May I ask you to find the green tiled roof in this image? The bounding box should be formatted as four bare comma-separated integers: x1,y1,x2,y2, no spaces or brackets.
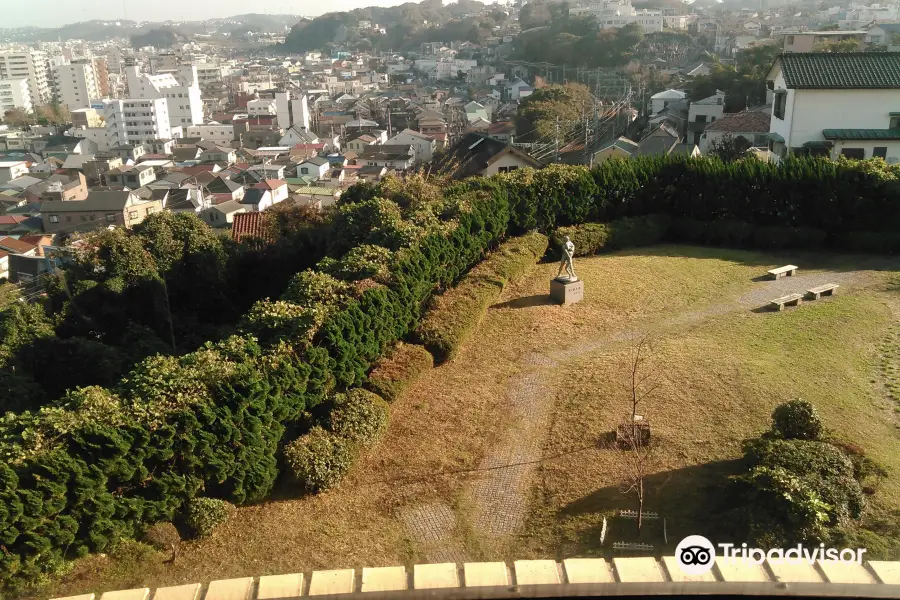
778,52,900,89
823,128,900,140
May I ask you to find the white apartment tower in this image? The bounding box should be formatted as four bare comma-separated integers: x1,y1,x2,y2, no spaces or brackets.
72,98,172,150
124,65,203,129
0,51,52,106
274,91,311,131
0,79,33,113
54,60,99,109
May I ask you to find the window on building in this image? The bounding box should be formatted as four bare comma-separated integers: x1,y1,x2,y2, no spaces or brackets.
890,116,900,129
129,210,138,219
874,146,888,159
80,215,88,222
773,93,787,120
841,148,865,159
695,114,707,123
49,214,59,223
787,35,795,44
146,207,154,216
301,167,309,174
498,166,519,173
105,213,116,222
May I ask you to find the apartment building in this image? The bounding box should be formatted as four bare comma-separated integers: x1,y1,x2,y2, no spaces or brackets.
186,123,235,146
73,98,172,151
569,0,663,32
0,79,33,113
125,65,203,129
94,58,110,97
54,60,99,109
0,51,51,105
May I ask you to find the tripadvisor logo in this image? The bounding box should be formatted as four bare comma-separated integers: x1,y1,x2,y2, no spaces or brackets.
675,536,867,576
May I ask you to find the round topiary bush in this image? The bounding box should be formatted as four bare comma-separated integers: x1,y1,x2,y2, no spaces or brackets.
184,497,231,538
284,426,357,493
771,398,823,440
142,521,181,552
326,389,389,446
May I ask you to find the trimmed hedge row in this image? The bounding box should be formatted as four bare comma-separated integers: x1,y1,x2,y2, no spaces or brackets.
414,232,549,364
0,184,512,593
365,343,434,403
552,215,672,257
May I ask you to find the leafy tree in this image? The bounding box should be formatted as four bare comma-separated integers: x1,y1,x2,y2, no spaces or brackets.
515,83,595,142
2,108,33,128
0,302,55,368
709,134,753,162
815,38,863,52
771,398,823,440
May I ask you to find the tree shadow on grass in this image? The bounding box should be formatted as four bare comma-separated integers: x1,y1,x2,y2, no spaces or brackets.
491,294,552,310
556,459,745,555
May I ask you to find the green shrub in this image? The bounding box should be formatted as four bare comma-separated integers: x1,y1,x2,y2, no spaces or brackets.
741,438,865,526
284,426,358,492
704,219,755,247
552,223,610,256
753,226,826,250
142,522,181,551
184,497,231,538
326,389,389,446
282,271,352,310
606,214,672,249
553,215,670,256
669,217,707,244
366,342,434,402
414,233,547,364
843,231,900,254
771,399,823,440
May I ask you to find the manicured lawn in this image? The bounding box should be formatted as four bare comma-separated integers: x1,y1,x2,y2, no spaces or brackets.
37,245,900,598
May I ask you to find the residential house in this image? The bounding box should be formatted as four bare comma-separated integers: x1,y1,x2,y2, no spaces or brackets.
507,78,533,101
0,161,28,183
635,124,699,157
231,212,270,242
201,200,246,228
199,146,237,164
295,156,331,180
146,139,176,155
592,137,641,164
357,165,387,182
433,133,543,178
109,144,147,163
686,90,725,146
346,133,378,153
487,122,515,143
650,89,688,115
165,188,207,214
781,31,868,53
358,144,415,170
700,110,771,154
205,176,245,201
279,125,319,146
416,111,447,135
40,190,162,233
766,52,900,161
240,179,289,212
289,185,342,209
0,236,37,256
464,101,489,125
106,164,157,189
385,129,436,164
867,24,900,50
27,173,89,203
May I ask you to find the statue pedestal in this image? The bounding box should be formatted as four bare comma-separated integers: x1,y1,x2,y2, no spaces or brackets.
550,278,583,305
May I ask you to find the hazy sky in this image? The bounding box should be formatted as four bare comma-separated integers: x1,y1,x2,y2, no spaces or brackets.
4,0,435,29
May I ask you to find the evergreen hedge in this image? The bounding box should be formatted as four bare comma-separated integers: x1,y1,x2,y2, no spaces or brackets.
414,232,548,364
366,343,434,403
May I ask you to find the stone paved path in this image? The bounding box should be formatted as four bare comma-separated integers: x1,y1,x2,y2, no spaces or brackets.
401,266,878,558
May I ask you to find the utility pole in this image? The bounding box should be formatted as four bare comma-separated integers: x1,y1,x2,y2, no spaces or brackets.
554,115,560,163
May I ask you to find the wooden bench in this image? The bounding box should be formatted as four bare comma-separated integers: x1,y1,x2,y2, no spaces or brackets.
767,265,799,279
806,283,838,300
770,293,803,311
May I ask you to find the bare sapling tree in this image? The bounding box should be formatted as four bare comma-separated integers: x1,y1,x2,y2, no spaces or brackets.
613,332,660,534
615,425,654,534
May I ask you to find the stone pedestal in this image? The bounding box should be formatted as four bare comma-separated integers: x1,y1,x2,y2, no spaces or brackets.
550,278,583,305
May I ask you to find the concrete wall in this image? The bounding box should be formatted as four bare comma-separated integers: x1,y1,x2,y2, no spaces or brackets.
49,556,900,600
